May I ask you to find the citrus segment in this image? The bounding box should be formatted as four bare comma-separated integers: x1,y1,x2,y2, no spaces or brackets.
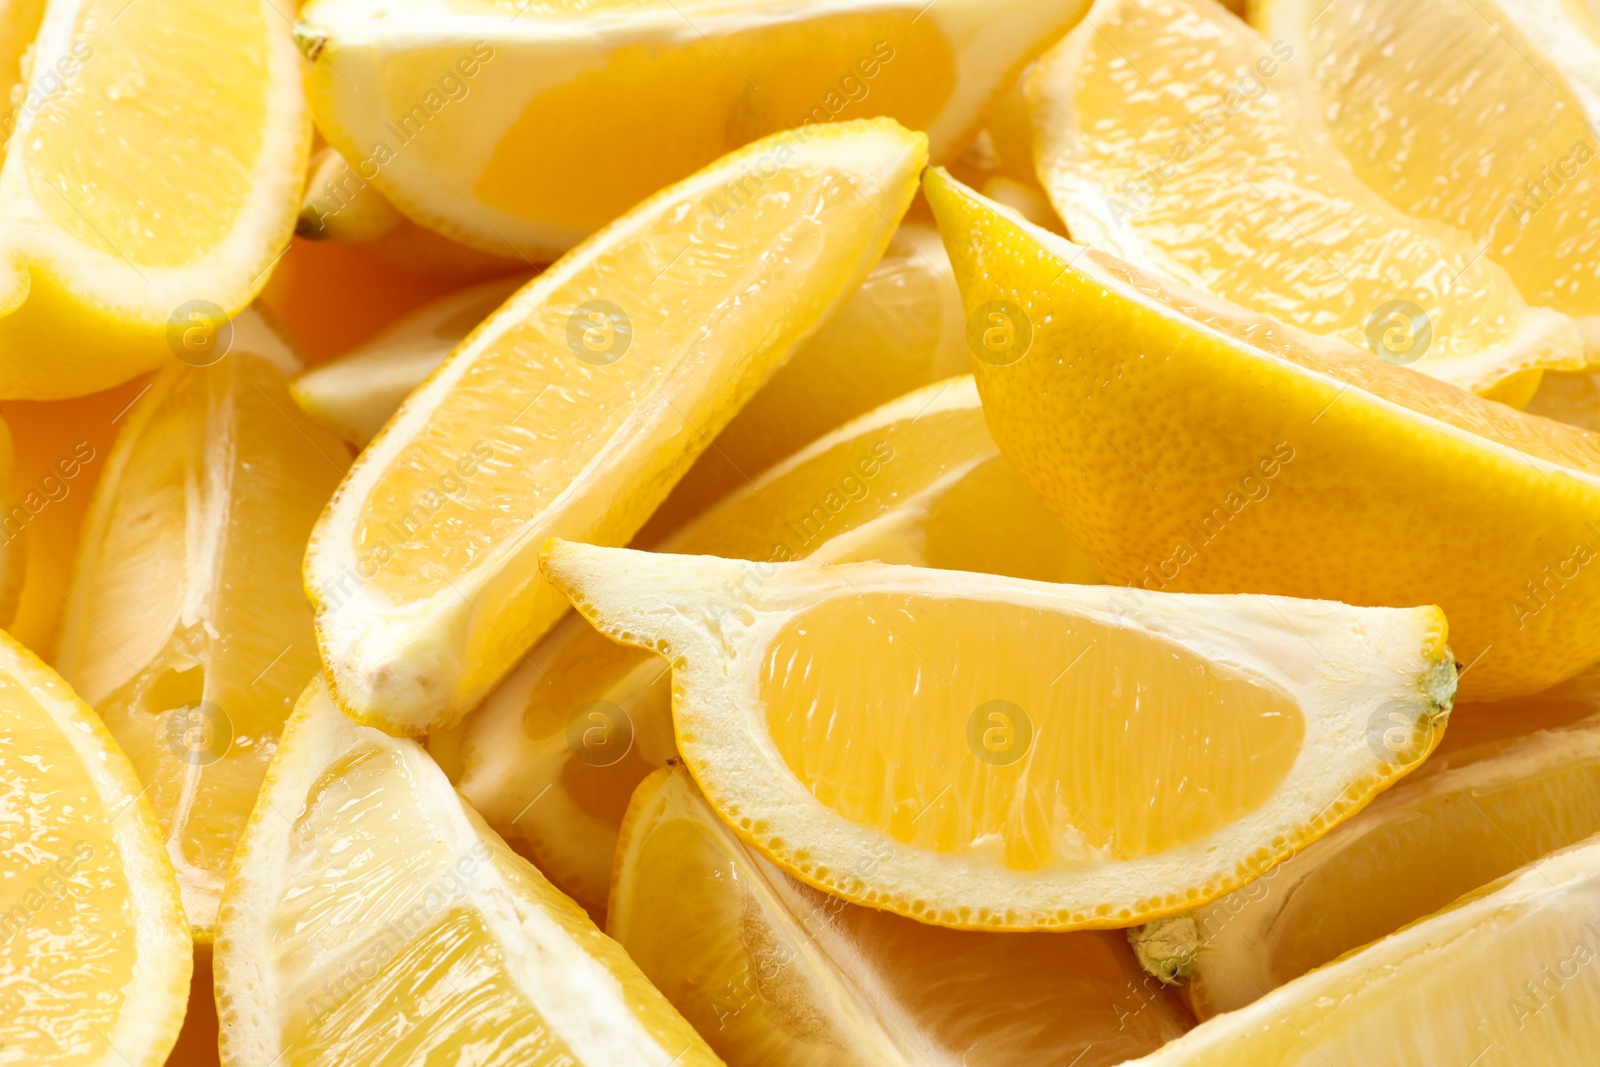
923,167,1600,702
1028,0,1583,399
542,539,1454,929
213,680,724,1067
611,766,1194,1066
305,120,927,735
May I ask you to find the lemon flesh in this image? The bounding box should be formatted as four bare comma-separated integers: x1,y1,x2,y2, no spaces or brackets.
214,681,723,1067
543,540,1454,929
1029,0,1583,400
306,120,927,735
450,376,1099,914
55,312,349,937
924,167,1600,703
1257,0,1600,352
0,630,190,1066
611,766,1194,1066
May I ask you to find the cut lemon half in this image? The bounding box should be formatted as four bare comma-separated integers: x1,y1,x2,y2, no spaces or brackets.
0,0,310,400
611,765,1193,1066
1027,0,1584,401
1158,681,1600,1018
542,540,1456,930
449,376,1101,914
213,680,724,1067
1256,0,1600,353
305,120,927,736
290,274,530,446
1126,834,1600,1065
0,628,191,1066
296,0,1083,260
55,310,350,938
925,167,1600,703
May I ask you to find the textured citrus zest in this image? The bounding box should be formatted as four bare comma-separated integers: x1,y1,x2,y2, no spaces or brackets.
0,627,191,1067
55,309,350,939
296,0,1084,259
923,166,1600,703
610,765,1194,1066
0,0,310,399
1126,834,1600,1064
1256,0,1600,355
447,375,1099,914
1178,681,1600,1019
214,680,724,1067
1028,0,1584,401
305,119,927,736
542,540,1454,931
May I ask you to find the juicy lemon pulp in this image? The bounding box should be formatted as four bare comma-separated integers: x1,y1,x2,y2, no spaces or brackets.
761,593,1304,868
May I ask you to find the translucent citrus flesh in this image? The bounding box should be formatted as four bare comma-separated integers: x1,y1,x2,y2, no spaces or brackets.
0,675,135,1064
611,768,1193,1066
923,167,1600,702
1037,0,1574,388
1268,0,1600,328
26,0,269,268
57,349,348,934
0,0,47,171
760,593,1304,869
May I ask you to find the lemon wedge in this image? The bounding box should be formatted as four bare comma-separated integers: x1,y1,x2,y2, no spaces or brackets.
1027,0,1584,401
611,765,1194,1066
0,627,191,1065
213,680,724,1067
925,166,1600,703
1126,834,1600,1065
1256,0,1600,354
542,539,1455,930
0,0,309,399
294,0,1083,259
304,120,927,736
55,310,350,938
449,376,1100,914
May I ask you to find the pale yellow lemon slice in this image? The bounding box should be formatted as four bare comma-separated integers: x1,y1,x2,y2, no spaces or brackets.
55,310,350,938
294,0,1084,260
213,680,724,1067
542,539,1455,930
447,376,1100,914
0,0,309,399
0,627,191,1066
1028,0,1584,401
924,167,1600,703
304,120,927,735
1125,834,1600,1065
611,765,1194,1066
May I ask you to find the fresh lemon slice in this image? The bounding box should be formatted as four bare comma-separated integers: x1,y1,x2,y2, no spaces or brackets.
0,0,46,171
1256,0,1600,354
611,765,1194,1066
290,274,530,446
304,120,927,736
448,376,1101,914
0,0,310,400
0,627,191,1065
1126,834,1600,1065
542,539,1455,930
1153,679,1600,1018
213,679,724,1067
294,0,1084,260
925,167,1600,703
55,310,350,938
1027,0,1584,401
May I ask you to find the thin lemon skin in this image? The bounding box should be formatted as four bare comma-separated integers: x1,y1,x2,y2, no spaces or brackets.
925,167,1600,704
